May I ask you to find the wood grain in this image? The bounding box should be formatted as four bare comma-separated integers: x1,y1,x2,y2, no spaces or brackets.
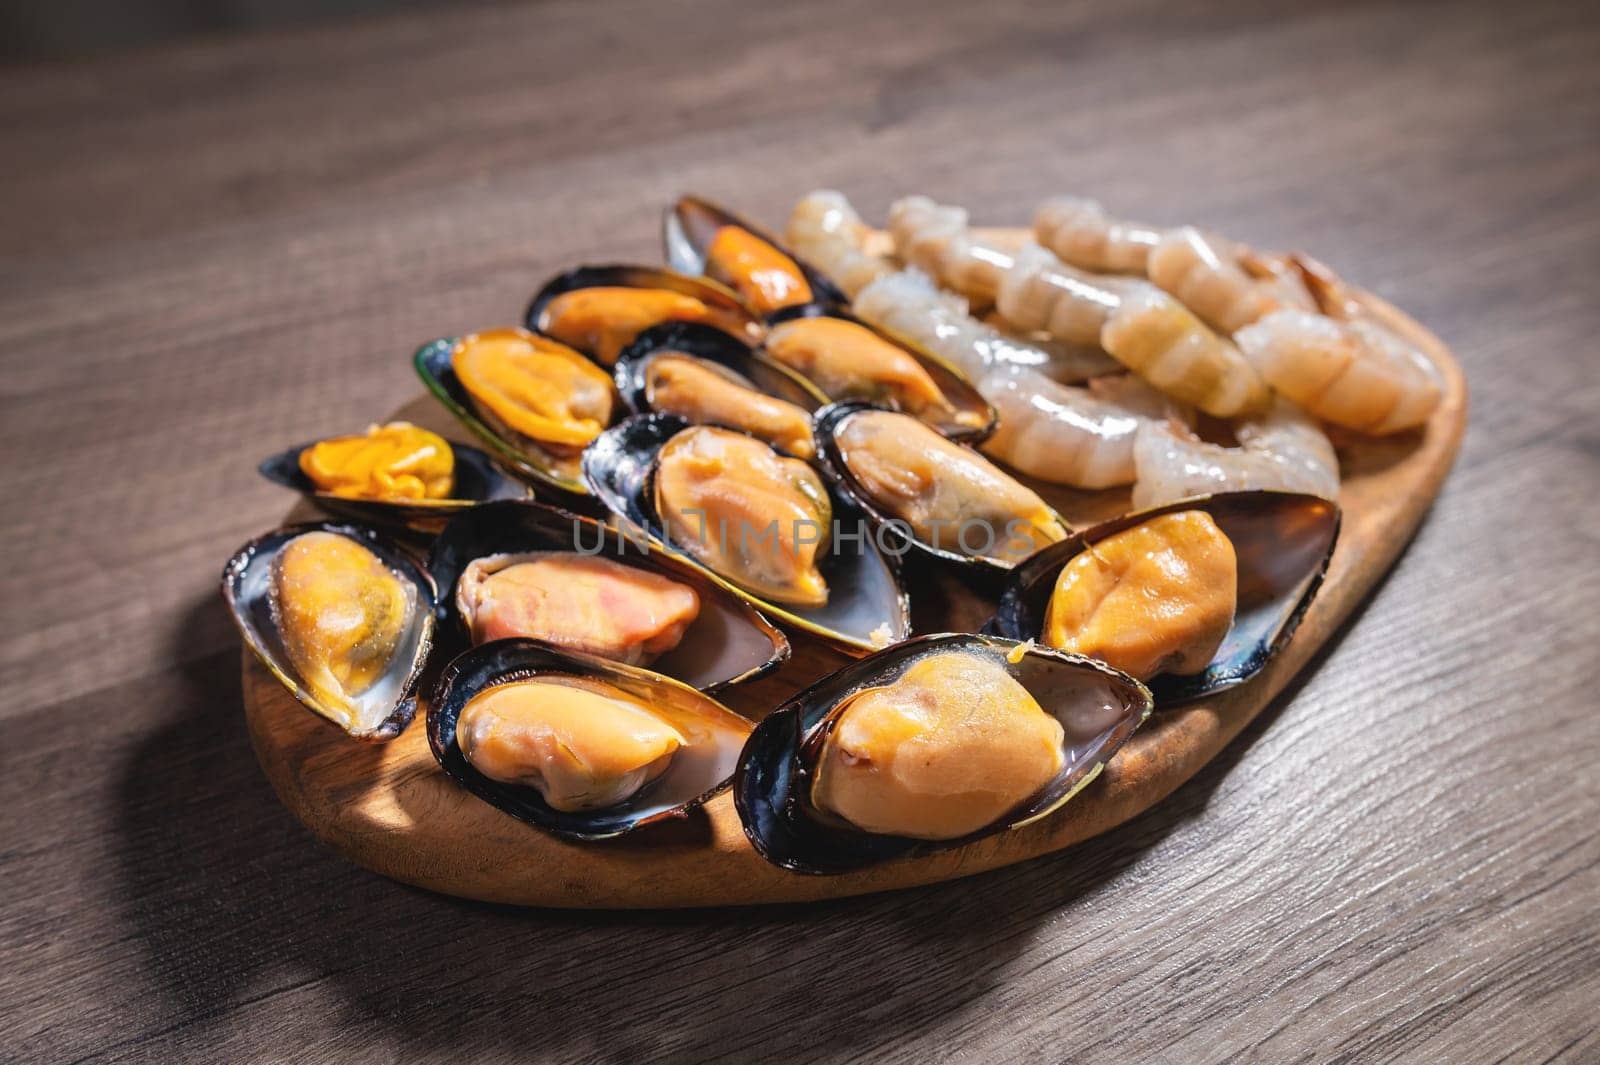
2,0,1598,1061
242,274,1466,907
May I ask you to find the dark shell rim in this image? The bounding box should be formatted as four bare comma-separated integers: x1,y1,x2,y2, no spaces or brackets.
732,632,1153,874
580,411,912,655
662,195,850,312
522,262,763,366
412,333,600,498
811,400,1068,575
220,519,438,742
424,498,790,692
425,637,754,841
989,490,1342,707
763,303,999,444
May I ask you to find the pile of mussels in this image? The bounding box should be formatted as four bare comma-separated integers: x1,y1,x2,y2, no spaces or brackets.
224,195,1342,874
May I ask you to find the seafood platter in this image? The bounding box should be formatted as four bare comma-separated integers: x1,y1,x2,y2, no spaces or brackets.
228,191,1466,906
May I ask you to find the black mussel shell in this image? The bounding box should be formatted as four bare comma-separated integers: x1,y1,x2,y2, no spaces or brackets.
764,303,998,443
663,195,848,311
427,638,753,841
613,322,829,423
990,491,1340,706
413,335,607,503
427,499,788,691
524,263,764,365
221,520,436,741
582,413,910,654
734,633,1152,874
812,400,1068,578
258,437,531,534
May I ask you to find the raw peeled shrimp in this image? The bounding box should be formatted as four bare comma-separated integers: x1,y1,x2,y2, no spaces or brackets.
784,190,895,299
1234,256,1441,435
1033,196,1164,275
981,369,1190,489
889,196,1271,418
1131,398,1340,509
852,268,1118,385
1147,227,1314,335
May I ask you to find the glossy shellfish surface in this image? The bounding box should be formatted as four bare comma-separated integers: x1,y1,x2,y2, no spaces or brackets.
816,404,1067,570
222,522,435,740
427,639,753,840
615,322,825,460
526,264,762,366
734,633,1151,873
428,500,788,692
297,421,454,501
582,414,909,653
763,309,996,441
663,195,845,313
456,552,701,666
992,491,1339,705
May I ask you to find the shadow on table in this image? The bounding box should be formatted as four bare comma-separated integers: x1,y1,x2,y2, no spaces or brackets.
113,515,1413,1060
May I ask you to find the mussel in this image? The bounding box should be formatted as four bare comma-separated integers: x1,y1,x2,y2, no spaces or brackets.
762,306,997,442
525,264,763,366
258,422,532,532
414,328,617,497
222,522,436,740
990,491,1340,705
614,323,827,459
427,638,753,840
814,403,1069,573
428,500,788,691
734,633,1152,873
663,195,846,315
583,414,910,653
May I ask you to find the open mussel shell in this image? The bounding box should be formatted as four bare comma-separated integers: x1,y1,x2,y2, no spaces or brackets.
524,263,764,365
613,321,828,420
221,521,436,741
990,491,1341,706
258,438,532,533
764,304,998,443
734,633,1153,874
582,413,910,654
812,400,1068,578
414,335,611,502
427,499,789,691
663,195,848,311
427,638,754,841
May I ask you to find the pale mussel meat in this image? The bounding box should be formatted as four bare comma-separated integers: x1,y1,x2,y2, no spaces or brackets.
222,521,436,741
763,306,996,442
814,402,1069,573
614,322,826,459
414,327,617,498
525,264,762,367
990,491,1340,705
427,638,753,840
734,633,1152,873
258,421,531,533
664,195,846,315
427,500,788,691
583,413,910,653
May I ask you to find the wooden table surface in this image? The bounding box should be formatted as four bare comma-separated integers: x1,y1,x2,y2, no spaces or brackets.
3,0,1597,1061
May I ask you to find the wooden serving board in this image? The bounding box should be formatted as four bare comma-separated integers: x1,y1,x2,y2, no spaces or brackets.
242,262,1467,908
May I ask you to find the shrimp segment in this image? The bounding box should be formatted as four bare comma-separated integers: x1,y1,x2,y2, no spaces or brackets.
1033,197,1164,275
853,268,1118,385
784,190,895,299
1101,287,1271,418
1131,398,1340,510
1148,227,1315,335
890,196,1270,418
981,369,1188,489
